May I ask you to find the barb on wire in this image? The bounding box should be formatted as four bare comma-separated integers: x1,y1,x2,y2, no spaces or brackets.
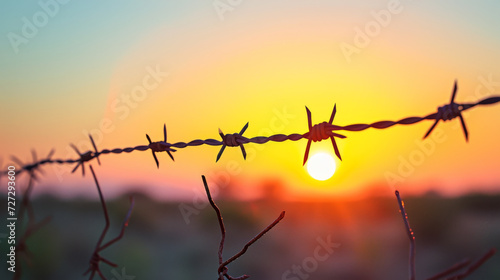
424,80,469,141
146,124,176,168
216,122,249,162
10,149,55,180
71,135,100,176
2,81,500,176
201,175,285,280
84,165,135,280
89,134,101,165
303,104,346,164
396,190,496,280
14,173,51,280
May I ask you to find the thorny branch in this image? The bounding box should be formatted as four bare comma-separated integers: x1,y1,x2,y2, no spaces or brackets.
84,165,135,280
395,190,496,280
202,175,285,280
3,81,500,175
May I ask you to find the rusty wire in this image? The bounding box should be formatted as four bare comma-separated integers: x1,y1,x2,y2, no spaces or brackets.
396,190,496,280
2,81,500,176
14,173,51,280
202,175,285,280
396,190,416,280
84,165,135,280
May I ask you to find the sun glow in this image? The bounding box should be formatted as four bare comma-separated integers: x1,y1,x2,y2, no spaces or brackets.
306,152,337,181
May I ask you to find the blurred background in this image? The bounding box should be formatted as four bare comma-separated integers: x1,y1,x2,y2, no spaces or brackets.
1,0,499,279
0,190,499,279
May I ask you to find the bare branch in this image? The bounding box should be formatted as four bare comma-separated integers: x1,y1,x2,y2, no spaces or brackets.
395,190,416,280
202,175,226,266
202,175,285,280
14,173,51,280
220,211,285,269
84,165,135,280
426,259,471,280
443,248,496,280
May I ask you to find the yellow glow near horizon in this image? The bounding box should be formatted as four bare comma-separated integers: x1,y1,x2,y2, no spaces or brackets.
306,152,337,181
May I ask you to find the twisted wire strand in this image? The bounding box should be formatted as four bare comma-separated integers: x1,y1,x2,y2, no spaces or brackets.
2,93,499,176
332,97,500,132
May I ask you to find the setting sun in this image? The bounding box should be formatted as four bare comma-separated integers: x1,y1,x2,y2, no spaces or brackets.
306,152,337,181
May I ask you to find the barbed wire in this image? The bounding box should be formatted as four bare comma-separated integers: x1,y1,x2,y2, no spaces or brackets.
3,81,500,177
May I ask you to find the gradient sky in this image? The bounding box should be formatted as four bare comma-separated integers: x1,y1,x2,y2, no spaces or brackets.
1,0,500,200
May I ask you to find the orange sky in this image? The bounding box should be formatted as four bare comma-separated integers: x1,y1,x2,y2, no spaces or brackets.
1,1,500,200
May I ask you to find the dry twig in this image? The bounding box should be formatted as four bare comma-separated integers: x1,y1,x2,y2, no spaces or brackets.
396,190,496,280
426,259,471,280
14,172,51,280
396,190,416,280
202,175,285,280
84,165,135,280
